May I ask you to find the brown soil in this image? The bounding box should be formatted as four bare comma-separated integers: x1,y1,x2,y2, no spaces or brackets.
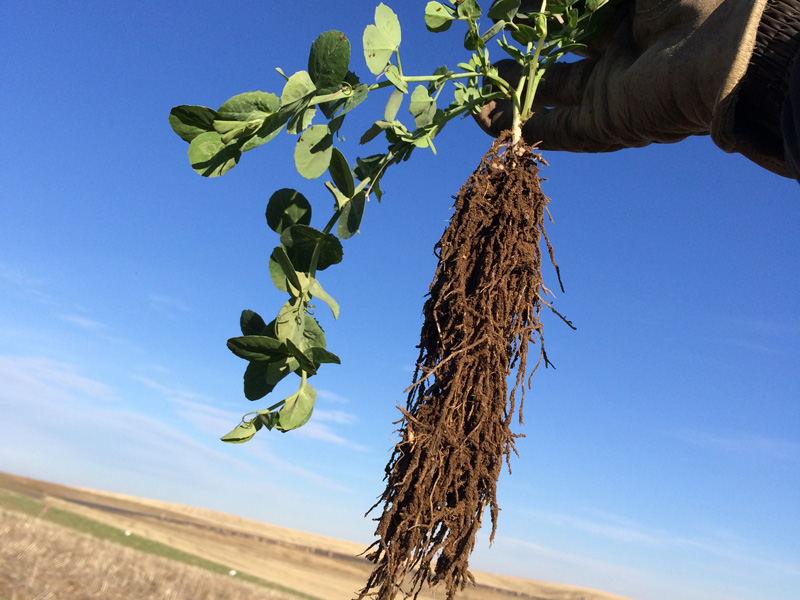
361,135,572,600
0,471,631,600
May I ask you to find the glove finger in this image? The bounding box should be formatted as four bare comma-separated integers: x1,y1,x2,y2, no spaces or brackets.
475,97,514,138
534,58,597,108
521,106,627,152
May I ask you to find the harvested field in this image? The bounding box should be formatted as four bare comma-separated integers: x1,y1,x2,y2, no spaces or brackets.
0,509,289,600
0,471,634,600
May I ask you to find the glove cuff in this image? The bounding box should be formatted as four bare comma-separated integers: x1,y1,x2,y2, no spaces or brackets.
712,0,800,177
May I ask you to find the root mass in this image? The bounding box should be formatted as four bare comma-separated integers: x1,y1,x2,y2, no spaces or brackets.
359,134,567,600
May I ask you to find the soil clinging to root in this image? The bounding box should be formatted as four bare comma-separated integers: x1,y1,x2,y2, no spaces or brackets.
359,133,570,600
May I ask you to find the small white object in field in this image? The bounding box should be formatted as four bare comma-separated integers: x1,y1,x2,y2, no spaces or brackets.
124,531,131,536
229,570,237,576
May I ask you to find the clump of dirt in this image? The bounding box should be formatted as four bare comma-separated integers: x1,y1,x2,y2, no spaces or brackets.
358,133,572,600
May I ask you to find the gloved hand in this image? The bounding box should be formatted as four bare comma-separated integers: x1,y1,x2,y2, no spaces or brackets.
477,0,770,159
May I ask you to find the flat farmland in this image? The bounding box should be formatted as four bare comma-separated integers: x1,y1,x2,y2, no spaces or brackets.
0,471,634,600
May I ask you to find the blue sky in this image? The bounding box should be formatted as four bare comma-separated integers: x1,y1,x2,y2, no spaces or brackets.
1,2,798,600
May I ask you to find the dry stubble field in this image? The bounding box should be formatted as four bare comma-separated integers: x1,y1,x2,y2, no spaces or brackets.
0,472,634,600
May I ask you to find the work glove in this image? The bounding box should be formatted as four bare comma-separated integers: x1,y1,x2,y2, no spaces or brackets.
477,0,797,178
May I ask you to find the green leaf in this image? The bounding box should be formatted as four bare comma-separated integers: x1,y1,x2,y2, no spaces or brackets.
424,1,455,32
307,347,341,366
227,335,286,362
328,148,355,198
585,0,610,11
281,72,317,134
337,191,366,240
428,66,453,94
256,411,280,430
354,154,386,202
308,30,351,89
300,314,327,353
341,83,369,115
169,105,217,142
269,246,304,293
285,339,318,375
286,104,316,135
275,298,304,348
280,224,343,272
221,419,261,443
281,71,316,105
481,20,506,43
308,278,340,319
276,385,316,432
488,0,520,21
511,22,538,45
325,180,349,211
214,92,281,143
363,3,401,75
294,124,333,179
384,89,404,122
239,118,285,152
268,255,289,292
188,132,241,177
243,361,273,400
266,188,312,234
384,65,407,93
409,86,437,128
218,91,280,118
457,0,481,19
240,310,269,336
360,122,387,145
375,3,401,48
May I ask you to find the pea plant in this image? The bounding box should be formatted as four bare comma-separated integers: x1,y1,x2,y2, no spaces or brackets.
168,0,611,444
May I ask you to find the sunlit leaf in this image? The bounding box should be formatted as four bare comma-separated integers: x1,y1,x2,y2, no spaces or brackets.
409,86,437,128
384,65,407,93
220,418,260,443
424,1,455,32
308,278,340,319
276,385,316,432
294,124,333,179
188,132,240,177
281,71,316,105
457,0,481,19
363,4,401,75
384,89,404,121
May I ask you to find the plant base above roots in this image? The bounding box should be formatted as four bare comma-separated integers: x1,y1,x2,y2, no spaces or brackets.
358,132,566,600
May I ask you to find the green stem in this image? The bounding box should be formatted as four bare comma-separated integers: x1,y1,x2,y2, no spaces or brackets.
394,49,404,76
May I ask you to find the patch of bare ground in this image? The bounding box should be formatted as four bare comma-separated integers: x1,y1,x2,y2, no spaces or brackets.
0,509,290,600
0,471,635,600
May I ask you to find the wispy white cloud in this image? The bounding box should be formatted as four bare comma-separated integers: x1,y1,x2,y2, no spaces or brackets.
316,389,351,404
295,420,369,452
518,504,800,586
148,294,191,313
672,428,800,463
0,261,56,306
0,354,354,496
0,355,115,403
58,313,104,330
